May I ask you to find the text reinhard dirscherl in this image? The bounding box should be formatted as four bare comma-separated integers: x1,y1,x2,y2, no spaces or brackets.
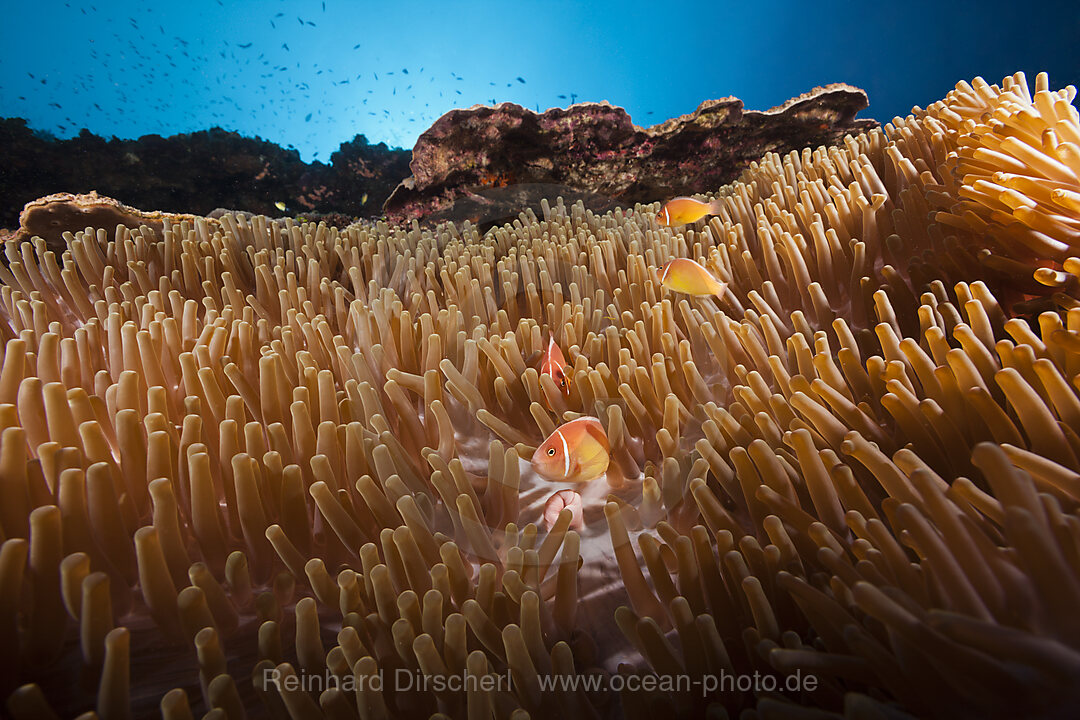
264,666,819,696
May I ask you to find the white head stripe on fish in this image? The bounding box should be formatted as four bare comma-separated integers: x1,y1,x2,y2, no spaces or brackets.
556,429,570,476
660,262,672,283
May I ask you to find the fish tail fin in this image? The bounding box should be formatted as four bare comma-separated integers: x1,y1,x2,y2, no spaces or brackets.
707,197,724,216
702,257,728,295
714,280,728,301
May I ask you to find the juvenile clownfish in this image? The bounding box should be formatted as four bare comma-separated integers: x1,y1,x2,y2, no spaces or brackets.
657,196,723,226
537,334,571,396
531,417,610,484
658,258,727,299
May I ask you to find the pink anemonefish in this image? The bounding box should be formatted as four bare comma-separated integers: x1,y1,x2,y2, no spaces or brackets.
657,196,723,226
530,416,610,484
657,258,727,299
537,334,571,396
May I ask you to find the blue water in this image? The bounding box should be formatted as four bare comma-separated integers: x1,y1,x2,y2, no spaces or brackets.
2,0,1078,162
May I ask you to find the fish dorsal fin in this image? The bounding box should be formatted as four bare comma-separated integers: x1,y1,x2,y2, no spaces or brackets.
577,416,609,452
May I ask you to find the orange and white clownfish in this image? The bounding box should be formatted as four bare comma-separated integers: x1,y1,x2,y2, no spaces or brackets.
657,196,723,226
530,416,610,483
537,333,571,395
657,258,727,299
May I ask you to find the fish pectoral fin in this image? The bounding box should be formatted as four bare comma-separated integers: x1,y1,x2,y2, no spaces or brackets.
574,444,611,480
581,418,610,452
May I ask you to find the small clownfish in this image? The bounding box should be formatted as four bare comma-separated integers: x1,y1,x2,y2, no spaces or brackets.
531,417,610,484
658,258,727,299
657,196,723,226
537,334,571,396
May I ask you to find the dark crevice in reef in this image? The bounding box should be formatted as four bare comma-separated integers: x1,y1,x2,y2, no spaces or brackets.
0,118,412,230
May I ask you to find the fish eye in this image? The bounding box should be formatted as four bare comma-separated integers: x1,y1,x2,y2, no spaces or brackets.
547,447,556,456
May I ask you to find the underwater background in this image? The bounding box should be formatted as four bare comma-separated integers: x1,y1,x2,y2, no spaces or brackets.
3,0,1078,159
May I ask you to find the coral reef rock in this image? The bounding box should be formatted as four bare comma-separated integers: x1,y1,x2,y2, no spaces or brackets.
0,119,411,228
384,83,877,224
5,191,210,255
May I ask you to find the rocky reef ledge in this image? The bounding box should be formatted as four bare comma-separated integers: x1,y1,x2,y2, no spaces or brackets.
2,85,875,235
384,83,877,226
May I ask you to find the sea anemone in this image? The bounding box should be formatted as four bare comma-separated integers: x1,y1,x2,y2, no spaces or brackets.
2,71,1080,720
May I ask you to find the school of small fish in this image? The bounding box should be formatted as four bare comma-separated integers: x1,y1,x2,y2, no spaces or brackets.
7,2,605,162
